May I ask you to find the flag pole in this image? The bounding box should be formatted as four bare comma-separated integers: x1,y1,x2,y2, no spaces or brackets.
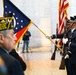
33,22,63,53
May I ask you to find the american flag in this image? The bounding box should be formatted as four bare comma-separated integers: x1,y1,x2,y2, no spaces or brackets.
3,0,32,45
58,0,69,46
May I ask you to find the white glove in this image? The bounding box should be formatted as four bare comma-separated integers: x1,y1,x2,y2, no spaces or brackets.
64,54,69,59
63,38,68,44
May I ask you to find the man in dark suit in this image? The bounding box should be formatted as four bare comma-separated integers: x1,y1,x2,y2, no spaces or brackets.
0,17,24,75
9,49,27,71
46,16,76,75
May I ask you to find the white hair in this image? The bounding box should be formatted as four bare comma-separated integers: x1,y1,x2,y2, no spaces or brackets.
0,30,9,36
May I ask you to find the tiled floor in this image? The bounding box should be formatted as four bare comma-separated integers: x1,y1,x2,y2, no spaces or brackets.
19,48,67,75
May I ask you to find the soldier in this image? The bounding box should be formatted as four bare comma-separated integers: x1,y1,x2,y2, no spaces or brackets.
46,16,76,75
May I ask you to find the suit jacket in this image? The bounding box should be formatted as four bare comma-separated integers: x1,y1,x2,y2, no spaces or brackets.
0,47,24,75
56,29,76,64
0,57,8,75
9,49,26,71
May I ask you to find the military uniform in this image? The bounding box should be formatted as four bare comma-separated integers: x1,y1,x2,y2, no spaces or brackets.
54,29,76,75
50,21,76,75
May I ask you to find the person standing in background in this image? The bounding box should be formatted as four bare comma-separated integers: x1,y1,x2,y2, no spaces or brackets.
22,30,31,53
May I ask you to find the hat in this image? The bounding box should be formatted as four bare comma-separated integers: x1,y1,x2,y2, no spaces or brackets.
0,17,14,31
70,16,76,22
70,16,75,21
